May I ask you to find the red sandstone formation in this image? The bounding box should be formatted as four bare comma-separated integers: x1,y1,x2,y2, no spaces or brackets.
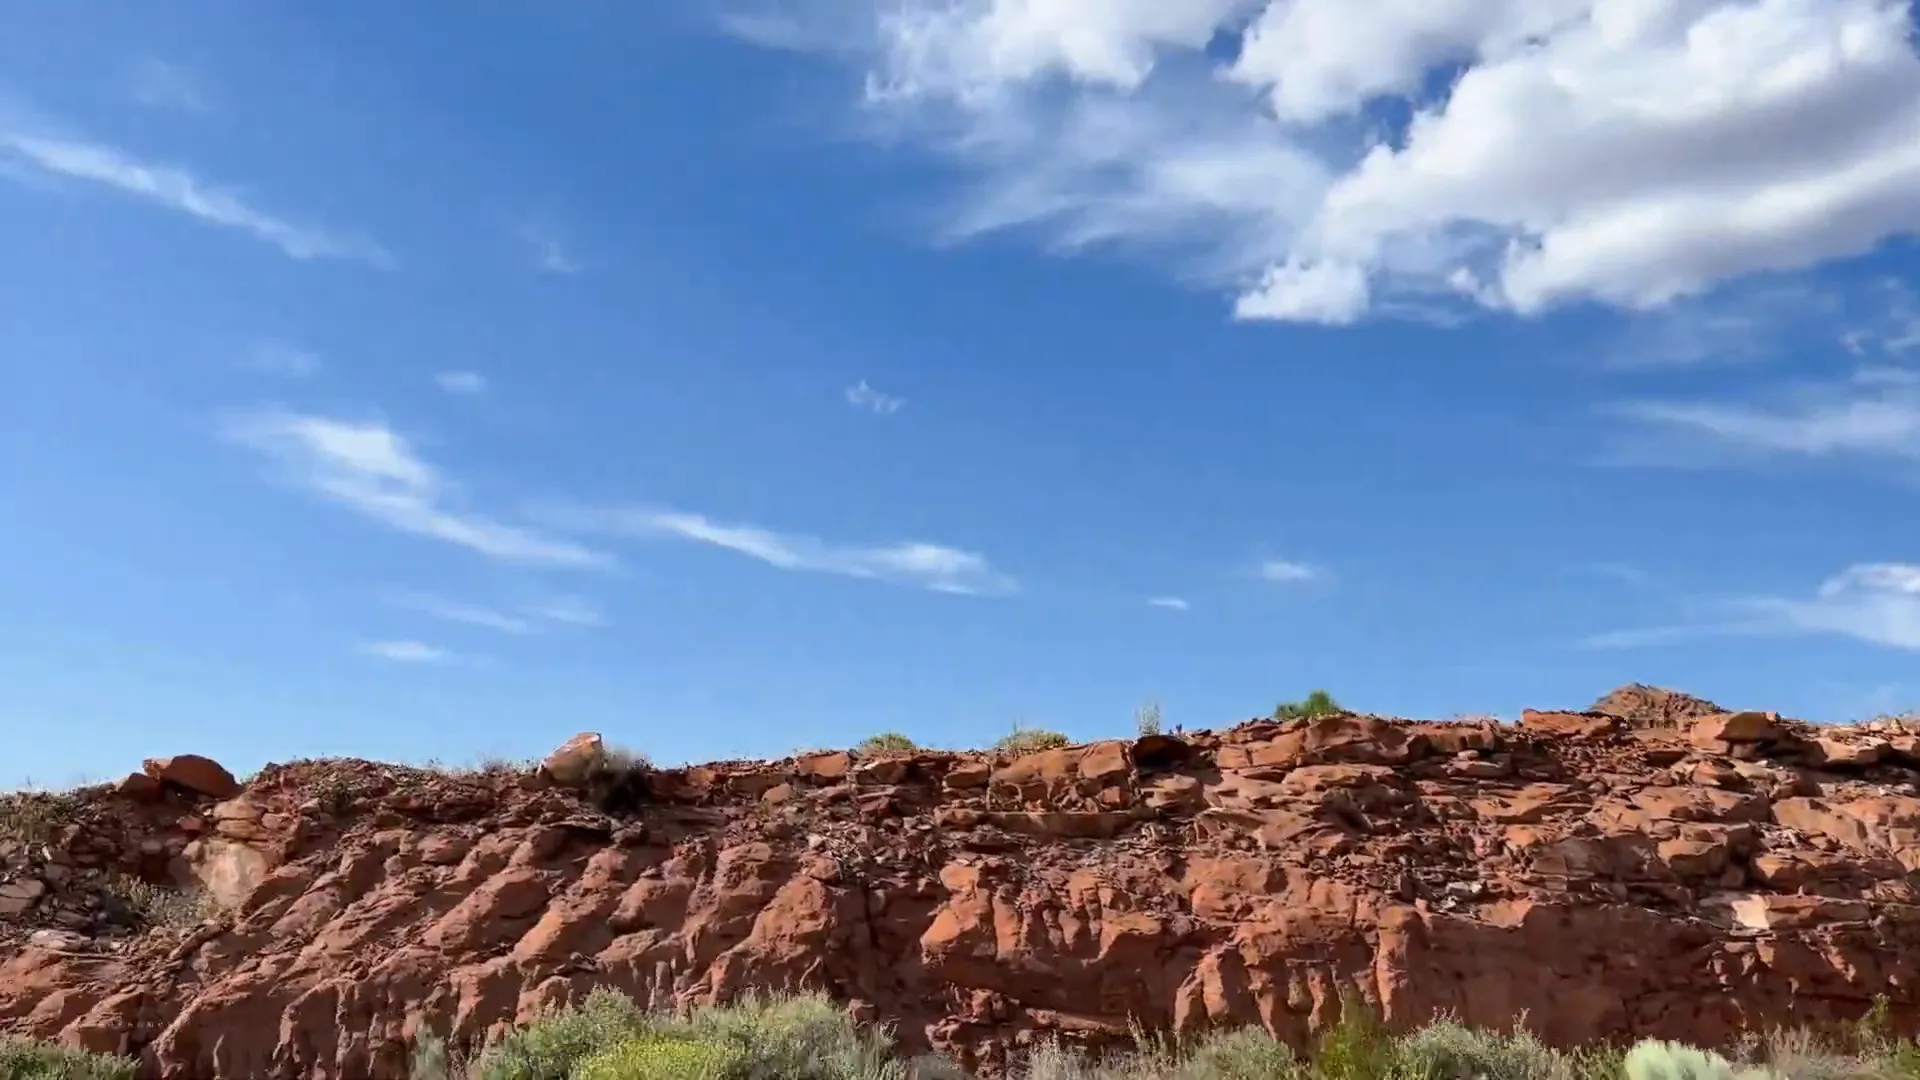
5,687,1920,1079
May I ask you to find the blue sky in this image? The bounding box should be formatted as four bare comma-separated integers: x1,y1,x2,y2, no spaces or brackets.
6,1,1920,788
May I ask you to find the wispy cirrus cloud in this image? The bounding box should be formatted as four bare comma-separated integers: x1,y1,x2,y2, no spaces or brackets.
552,506,1016,596
388,594,535,634
226,410,610,568
523,595,607,627
846,379,905,414
0,122,389,266
1606,367,1920,465
358,639,458,664
1147,596,1190,611
388,591,607,634
1585,562,1920,653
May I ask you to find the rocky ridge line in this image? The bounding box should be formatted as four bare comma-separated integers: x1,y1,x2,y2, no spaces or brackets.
3,687,1920,1079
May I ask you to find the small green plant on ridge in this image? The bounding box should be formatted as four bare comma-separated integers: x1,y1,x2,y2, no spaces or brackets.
1274,689,1344,721
994,722,1070,755
855,733,917,756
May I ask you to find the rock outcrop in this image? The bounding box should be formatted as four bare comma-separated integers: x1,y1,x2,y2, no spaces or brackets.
7,692,1920,1079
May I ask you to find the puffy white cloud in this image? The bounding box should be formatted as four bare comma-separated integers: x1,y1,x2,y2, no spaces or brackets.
731,0,1920,324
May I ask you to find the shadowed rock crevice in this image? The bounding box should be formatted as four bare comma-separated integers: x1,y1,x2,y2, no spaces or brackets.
5,687,1920,1078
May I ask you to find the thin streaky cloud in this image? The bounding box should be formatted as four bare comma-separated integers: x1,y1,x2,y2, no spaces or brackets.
0,128,389,266
391,591,607,633
436,371,489,395
1577,622,1773,651
1147,596,1191,611
226,409,610,569
1605,367,1920,464
389,593,536,634
523,595,607,628
358,640,455,664
554,505,1016,596
846,379,905,414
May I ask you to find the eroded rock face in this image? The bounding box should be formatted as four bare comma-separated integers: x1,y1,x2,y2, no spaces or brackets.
7,697,1920,1079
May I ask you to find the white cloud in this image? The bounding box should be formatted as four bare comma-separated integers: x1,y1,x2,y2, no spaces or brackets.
728,0,1920,324
1578,621,1775,650
1259,559,1319,583
522,595,607,628
1585,562,1920,652
390,591,606,633
227,410,609,568
358,640,455,664
436,371,489,395
0,128,390,266
1609,366,1920,461
1234,259,1370,324
389,593,536,634
846,379,906,414
128,59,208,113
560,506,1016,595
1147,596,1191,610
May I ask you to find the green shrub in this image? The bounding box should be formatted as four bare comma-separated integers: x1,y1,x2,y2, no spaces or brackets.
572,1035,740,1080
1396,1020,1565,1080
465,991,903,1080
1312,995,1397,1080
855,733,917,757
1274,690,1344,722
671,993,904,1080
0,1038,137,1080
1180,1027,1304,1080
995,724,1071,755
468,988,646,1080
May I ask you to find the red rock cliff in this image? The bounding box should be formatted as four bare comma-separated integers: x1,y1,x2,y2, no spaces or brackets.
5,694,1920,1079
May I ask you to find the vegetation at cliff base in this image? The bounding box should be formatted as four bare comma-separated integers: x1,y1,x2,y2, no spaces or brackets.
9,989,1920,1080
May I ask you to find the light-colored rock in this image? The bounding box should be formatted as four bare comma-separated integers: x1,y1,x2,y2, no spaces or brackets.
540,732,606,787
